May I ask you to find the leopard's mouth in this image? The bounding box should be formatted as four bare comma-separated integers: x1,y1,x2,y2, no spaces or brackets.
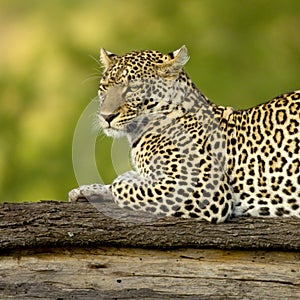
100,117,131,136
98,117,120,136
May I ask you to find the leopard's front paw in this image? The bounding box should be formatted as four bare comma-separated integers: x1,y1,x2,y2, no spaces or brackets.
68,184,112,202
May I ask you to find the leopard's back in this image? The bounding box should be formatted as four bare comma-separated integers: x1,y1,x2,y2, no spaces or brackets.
225,91,300,217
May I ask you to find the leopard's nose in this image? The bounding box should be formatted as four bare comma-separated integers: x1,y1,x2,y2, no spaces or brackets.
101,113,119,125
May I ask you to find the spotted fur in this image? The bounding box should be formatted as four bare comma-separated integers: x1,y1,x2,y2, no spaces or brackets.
69,46,300,223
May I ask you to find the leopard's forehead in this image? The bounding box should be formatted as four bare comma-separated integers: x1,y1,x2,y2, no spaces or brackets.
101,50,171,85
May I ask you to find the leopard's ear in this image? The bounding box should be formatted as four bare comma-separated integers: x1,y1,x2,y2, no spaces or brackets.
100,48,117,69
156,45,190,77
169,45,190,68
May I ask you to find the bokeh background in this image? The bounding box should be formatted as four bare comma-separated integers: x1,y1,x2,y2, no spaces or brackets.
1,0,300,202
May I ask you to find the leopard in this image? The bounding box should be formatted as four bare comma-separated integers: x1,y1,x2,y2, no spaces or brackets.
69,45,300,223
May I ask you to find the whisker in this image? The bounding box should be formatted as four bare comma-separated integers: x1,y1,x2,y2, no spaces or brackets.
89,54,103,69
80,55,104,85
81,74,101,85
95,131,106,141
92,115,101,133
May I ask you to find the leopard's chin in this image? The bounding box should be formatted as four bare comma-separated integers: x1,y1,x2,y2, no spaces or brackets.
103,128,126,138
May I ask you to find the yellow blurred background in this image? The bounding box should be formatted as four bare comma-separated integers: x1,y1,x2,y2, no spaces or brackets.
1,1,299,202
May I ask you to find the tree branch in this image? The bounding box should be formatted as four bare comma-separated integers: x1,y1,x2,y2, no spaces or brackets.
1,201,299,252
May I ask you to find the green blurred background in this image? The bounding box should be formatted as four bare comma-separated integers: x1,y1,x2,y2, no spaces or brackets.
1,0,299,202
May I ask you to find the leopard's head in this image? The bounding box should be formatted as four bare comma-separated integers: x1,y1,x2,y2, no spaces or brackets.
97,46,190,137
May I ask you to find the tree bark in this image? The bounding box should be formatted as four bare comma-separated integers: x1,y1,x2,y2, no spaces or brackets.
0,200,299,251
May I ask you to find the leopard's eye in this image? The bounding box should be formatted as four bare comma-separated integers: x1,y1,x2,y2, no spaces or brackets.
127,82,143,93
129,86,139,92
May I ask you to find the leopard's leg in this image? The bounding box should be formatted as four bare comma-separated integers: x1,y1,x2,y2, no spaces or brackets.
110,170,234,223
110,171,176,218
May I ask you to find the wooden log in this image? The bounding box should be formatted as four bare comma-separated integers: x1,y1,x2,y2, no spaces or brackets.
0,201,300,251
0,201,299,299
0,247,299,300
